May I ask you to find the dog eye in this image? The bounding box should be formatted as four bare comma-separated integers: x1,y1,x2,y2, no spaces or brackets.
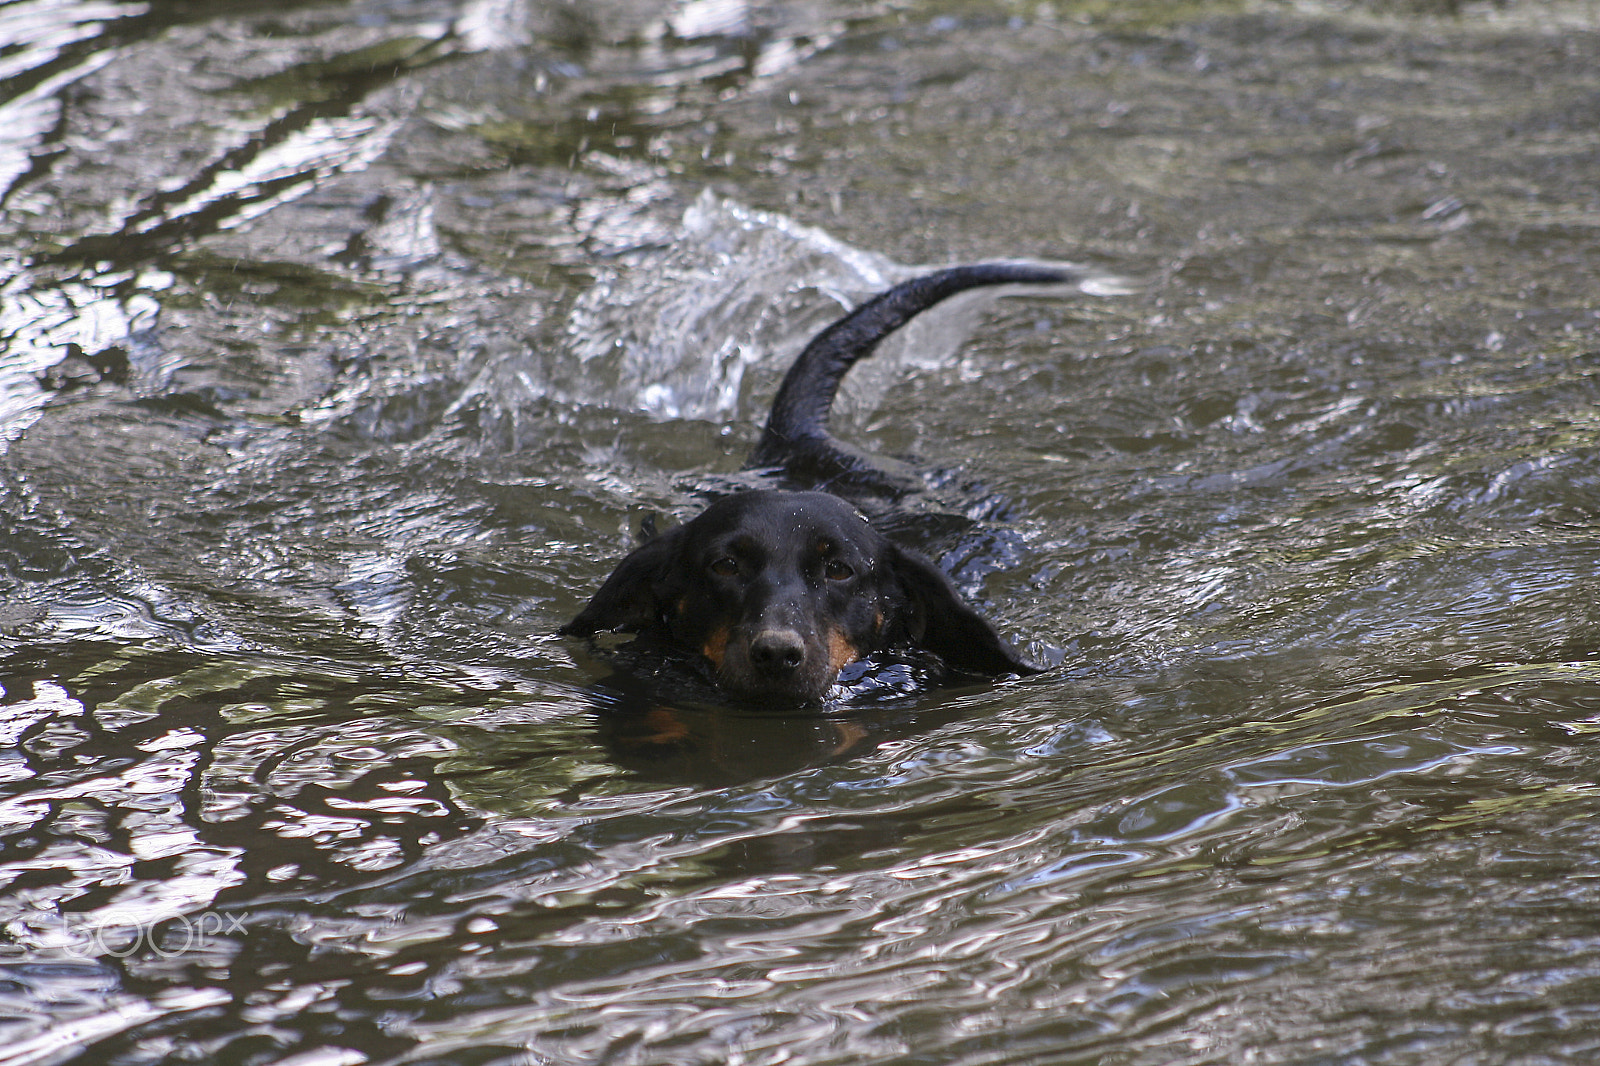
825,559,854,581
709,557,739,577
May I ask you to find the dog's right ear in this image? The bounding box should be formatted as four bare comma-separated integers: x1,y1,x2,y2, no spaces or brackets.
560,524,685,637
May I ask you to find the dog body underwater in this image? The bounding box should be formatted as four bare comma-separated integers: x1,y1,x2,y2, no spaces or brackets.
562,262,1094,704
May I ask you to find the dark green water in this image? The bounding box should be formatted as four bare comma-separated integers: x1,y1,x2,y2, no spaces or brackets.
3,1,1600,1063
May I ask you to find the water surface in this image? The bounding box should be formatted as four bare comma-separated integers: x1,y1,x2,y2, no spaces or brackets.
3,1,1600,1063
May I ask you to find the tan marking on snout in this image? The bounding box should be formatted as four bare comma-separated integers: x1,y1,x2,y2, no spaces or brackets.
827,629,861,672
701,626,730,670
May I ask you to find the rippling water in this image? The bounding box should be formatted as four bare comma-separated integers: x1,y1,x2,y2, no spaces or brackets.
4,0,1600,1063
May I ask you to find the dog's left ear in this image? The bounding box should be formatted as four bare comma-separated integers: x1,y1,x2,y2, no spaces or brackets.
560,525,685,637
887,543,1044,677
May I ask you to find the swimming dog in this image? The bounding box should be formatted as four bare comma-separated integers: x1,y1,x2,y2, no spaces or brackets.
563,263,1089,703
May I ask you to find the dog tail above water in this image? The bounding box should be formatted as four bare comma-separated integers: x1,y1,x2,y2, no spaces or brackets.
748,262,1109,493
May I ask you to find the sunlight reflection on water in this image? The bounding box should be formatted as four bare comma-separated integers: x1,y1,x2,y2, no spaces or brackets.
4,0,1600,1064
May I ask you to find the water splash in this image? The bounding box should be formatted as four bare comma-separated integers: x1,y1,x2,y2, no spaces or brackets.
544,191,1127,424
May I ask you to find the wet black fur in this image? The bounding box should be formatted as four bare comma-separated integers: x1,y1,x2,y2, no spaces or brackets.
562,263,1079,703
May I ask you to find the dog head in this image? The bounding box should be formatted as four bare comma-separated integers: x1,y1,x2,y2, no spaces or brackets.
562,490,1039,704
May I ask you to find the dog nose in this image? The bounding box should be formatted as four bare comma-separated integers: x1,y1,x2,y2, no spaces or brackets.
749,629,806,673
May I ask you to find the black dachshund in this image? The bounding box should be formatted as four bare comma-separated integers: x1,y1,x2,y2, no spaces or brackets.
563,263,1091,704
